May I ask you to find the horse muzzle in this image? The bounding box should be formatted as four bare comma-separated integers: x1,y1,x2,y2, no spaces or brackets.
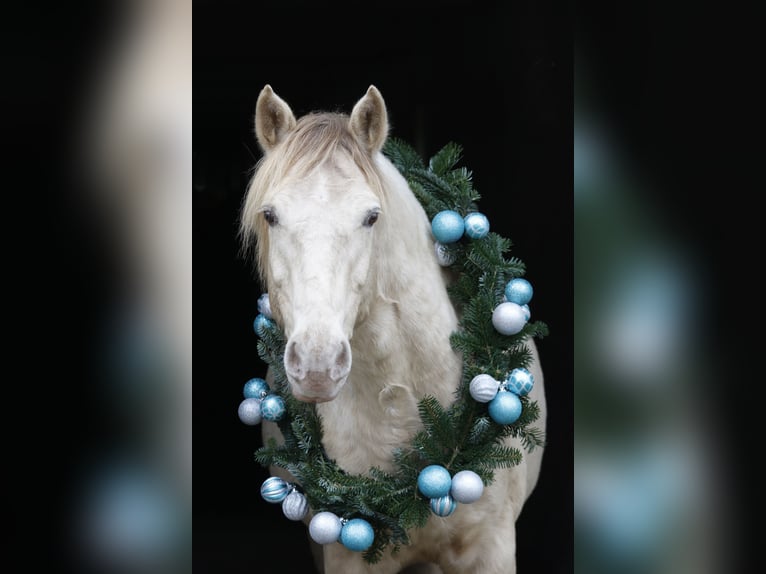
284,334,351,403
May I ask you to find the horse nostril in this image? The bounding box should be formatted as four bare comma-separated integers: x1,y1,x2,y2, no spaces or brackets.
285,339,304,378
332,340,351,380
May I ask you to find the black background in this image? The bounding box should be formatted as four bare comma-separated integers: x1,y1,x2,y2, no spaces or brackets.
195,0,572,572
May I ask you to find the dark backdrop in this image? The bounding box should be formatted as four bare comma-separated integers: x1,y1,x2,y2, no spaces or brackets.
195,1,573,572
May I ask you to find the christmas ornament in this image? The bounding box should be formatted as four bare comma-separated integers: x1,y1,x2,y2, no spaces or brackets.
417,465,452,498
450,470,484,504
491,302,527,335
260,394,286,421
505,368,534,396
504,278,533,305
257,292,272,318
430,494,457,517
282,491,309,521
237,398,262,426
253,313,275,336
469,374,500,403
488,391,522,425
431,210,464,243
309,511,343,544
340,518,375,552
463,212,490,239
521,304,531,321
260,476,289,503
434,241,456,266
243,377,269,398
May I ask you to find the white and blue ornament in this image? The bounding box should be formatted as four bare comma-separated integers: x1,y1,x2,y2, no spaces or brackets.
417,465,452,498
243,377,269,398
309,511,343,545
260,476,290,503
450,470,484,504
469,374,500,403
237,397,263,426
521,304,531,321
463,212,490,239
491,302,527,336
431,210,465,244
504,278,533,305
505,368,534,396
434,241,457,266
488,390,522,425
260,394,286,421
282,491,309,521
430,494,457,517
253,313,275,337
257,292,272,319
340,518,375,552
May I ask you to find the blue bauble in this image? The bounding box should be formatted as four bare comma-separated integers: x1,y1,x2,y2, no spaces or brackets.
505,368,534,396
243,377,269,399
521,304,531,321
260,395,286,421
253,313,275,337
417,465,452,498
504,278,533,305
340,518,374,552
237,398,262,425
257,292,272,319
463,212,490,239
488,391,522,425
309,511,343,545
260,476,289,503
430,494,457,517
431,210,465,244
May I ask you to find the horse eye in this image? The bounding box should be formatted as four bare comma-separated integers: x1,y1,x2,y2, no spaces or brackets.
363,210,380,227
263,209,278,226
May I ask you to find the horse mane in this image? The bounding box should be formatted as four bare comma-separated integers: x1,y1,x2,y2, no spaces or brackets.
240,112,388,286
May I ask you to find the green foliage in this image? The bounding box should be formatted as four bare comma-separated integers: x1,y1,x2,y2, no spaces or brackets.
251,138,548,564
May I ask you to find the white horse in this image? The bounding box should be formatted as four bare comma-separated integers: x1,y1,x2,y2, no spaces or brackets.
240,84,546,574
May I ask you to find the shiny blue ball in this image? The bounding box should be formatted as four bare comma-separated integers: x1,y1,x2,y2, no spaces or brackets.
243,377,269,399
417,465,452,498
505,368,534,396
260,476,289,503
431,210,465,244
340,518,374,552
488,391,522,425
504,278,533,305
260,395,286,421
253,313,275,337
430,494,457,517
463,212,490,239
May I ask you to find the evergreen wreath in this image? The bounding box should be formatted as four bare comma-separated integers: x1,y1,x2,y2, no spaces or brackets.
239,137,549,564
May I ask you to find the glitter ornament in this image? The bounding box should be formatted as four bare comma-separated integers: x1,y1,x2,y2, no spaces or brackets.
505,368,534,396
431,210,465,244
521,304,531,321
463,212,490,239
237,398,262,426
253,313,275,337
260,395,286,421
417,465,452,498
434,241,456,266
504,278,533,305
260,476,289,503
243,377,269,399
340,518,375,552
469,374,500,403
450,470,484,503
491,302,527,336
257,292,272,318
488,390,522,425
309,511,343,544
282,491,309,521
430,495,457,517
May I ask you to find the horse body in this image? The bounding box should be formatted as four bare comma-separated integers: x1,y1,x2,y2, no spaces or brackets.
242,85,546,573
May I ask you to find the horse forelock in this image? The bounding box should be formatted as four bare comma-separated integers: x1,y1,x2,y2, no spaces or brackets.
240,112,388,286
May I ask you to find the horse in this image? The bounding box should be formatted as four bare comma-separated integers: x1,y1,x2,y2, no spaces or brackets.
239,84,546,574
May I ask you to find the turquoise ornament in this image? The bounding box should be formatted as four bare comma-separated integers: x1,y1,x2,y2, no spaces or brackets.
431,210,465,244
309,511,343,544
243,377,269,399
505,368,534,396
521,304,531,321
260,395,286,421
340,518,375,552
488,390,522,425
430,494,457,517
237,398,262,425
417,465,452,498
450,470,484,504
253,313,275,337
463,212,490,239
504,278,533,305
260,476,289,503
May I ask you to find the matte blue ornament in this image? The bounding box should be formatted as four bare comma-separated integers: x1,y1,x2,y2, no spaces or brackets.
505,368,534,396
309,511,343,544
340,518,374,552
431,210,465,244
257,292,272,319
260,395,286,421
260,476,289,503
463,212,490,239
237,398,262,425
253,313,275,337
417,465,452,498
488,390,522,425
430,494,457,517
243,377,269,399
504,278,533,305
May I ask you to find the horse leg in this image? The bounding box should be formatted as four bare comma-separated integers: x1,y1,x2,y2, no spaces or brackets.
321,544,404,574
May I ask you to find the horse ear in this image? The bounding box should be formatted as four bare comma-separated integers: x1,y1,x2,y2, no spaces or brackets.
254,85,297,152
349,85,389,154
